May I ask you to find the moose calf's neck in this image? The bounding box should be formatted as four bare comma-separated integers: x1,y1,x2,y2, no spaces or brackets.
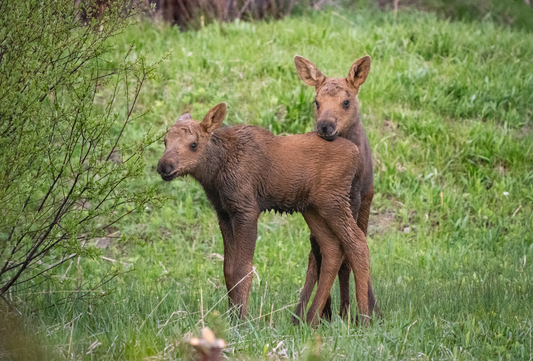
341,101,365,148
190,133,228,187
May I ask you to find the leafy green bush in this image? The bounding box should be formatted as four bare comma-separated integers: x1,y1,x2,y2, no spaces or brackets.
0,0,163,302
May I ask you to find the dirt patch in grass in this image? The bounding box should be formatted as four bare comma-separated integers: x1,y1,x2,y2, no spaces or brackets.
516,122,532,139
368,210,396,236
382,119,397,133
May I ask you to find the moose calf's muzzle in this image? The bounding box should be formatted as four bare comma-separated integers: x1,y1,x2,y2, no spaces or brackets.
157,159,176,181
315,120,338,141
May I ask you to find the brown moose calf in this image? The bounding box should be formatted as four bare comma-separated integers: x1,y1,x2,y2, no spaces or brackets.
157,103,372,326
293,55,379,322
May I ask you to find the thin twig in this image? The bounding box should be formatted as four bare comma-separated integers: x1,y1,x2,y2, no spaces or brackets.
270,303,274,328
513,205,522,217
0,292,21,315
106,335,119,354
139,291,171,330
176,0,191,20
225,0,235,21
237,0,253,19
197,267,256,325
313,0,329,11
68,317,75,360
200,287,205,329
156,311,188,336
228,302,298,330
400,320,417,356
227,302,299,332
393,0,399,21
331,11,356,26
99,256,131,267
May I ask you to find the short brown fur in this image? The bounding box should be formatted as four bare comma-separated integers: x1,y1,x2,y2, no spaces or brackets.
157,103,372,326
293,55,379,321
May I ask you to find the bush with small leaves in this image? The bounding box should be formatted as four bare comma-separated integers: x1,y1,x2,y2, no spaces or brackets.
0,0,165,304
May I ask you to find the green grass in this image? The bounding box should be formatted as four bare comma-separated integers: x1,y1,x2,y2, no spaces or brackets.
9,8,533,360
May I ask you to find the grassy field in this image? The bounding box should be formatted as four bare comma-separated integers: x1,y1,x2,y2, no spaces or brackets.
10,8,533,360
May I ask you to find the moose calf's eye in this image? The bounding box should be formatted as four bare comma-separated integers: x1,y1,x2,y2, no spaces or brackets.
190,142,197,150
315,100,319,109
343,100,350,109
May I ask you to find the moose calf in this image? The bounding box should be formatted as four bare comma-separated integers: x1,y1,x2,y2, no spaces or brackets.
293,55,379,322
157,103,372,326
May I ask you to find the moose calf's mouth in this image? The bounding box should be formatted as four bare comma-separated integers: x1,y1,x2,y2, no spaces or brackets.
319,131,339,142
160,171,179,181
316,121,338,141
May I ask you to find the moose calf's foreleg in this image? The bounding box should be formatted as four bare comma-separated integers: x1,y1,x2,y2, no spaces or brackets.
218,213,239,312
228,212,259,319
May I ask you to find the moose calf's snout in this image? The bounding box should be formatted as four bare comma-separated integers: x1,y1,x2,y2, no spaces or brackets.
316,120,338,141
157,159,174,179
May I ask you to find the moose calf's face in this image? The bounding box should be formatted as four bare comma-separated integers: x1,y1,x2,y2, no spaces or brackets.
294,55,371,141
313,79,359,141
157,103,227,181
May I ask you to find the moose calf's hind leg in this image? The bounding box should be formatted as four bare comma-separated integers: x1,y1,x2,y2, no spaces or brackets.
355,189,372,236
306,242,343,327
356,189,380,318
309,235,333,321
294,234,333,324
303,211,344,327
346,224,371,325
320,205,371,325
367,278,380,319
338,261,351,320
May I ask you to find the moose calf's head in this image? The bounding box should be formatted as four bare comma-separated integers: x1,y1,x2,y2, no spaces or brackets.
157,103,227,181
294,55,371,141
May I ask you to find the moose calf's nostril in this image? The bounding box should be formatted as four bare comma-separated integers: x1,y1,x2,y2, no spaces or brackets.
157,160,174,176
164,164,173,176
317,119,336,137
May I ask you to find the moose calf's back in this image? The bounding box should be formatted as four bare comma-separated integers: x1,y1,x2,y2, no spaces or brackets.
212,125,359,214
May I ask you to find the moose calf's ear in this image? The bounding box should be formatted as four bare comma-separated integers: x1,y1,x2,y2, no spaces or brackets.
201,103,227,133
294,55,325,88
347,55,371,89
177,113,192,122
